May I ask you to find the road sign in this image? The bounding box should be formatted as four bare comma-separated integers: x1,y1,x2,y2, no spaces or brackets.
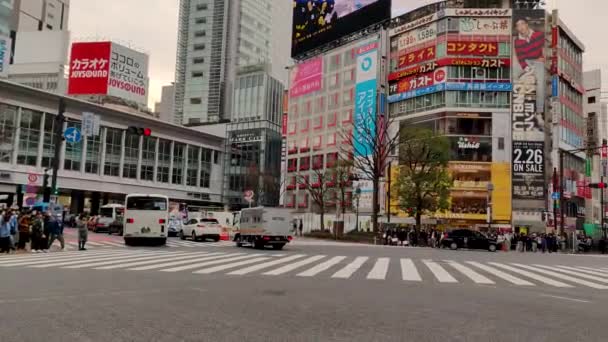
82,112,100,137
27,173,38,184
64,127,82,144
551,192,560,200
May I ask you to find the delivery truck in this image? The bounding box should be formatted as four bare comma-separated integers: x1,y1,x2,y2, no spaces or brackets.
233,207,293,250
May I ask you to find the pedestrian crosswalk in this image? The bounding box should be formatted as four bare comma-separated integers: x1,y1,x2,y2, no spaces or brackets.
3,249,608,290
61,239,234,250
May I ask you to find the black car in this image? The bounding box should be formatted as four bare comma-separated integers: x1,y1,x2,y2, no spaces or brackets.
441,229,498,252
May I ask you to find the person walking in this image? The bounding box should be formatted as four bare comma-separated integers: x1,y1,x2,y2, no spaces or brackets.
46,214,65,251
9,209,18,252
298,219,303,237
30,211,44,253
17,211,31,250
0,210,13,254
77,214,88,250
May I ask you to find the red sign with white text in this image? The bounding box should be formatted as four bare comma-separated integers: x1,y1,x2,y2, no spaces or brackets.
67,42,111,95
447,41,498,56
389,68,446,95
388,57,510,81
397,46,436,69
282,114,288,136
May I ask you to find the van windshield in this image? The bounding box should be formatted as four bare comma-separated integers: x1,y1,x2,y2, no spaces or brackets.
99,208,114,218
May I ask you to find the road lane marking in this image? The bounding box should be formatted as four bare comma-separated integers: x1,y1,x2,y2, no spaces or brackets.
531,264,608,286
297,256,347,277
99,241,124,247
125,252,227,270
0,251,147,267
331,257,368,279
444,260,494,285
511,263,608,289
465,262,534,286
86,241,104,246
557,265,608,277
161,254,261,272
63,251,200,269
366,258,390,280
578,266,608,275
228,254,307,275
400,258,422,282
28,251,160,268
423,260,458,283
262,255,326,276
489,262,573,288
0,249,116,263
540,294,590,303
193,257,271,274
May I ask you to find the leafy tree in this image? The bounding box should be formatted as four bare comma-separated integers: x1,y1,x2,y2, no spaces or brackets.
394,128,452,231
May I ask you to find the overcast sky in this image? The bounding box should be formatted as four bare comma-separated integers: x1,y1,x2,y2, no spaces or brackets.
69,0,606,108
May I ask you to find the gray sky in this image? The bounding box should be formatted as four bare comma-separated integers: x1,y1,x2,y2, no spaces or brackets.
69,1,606,108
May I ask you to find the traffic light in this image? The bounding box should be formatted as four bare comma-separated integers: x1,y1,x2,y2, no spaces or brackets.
127,126,152,136
589,183,607,189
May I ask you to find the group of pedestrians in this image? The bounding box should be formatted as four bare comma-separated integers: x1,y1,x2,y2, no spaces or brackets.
0,208,67,254
506,232,568,253
383,227,442,248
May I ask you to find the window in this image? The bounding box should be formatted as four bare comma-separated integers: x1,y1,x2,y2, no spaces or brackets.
213,150,219,164
201,148,212,163
193,44,205,51
194,31,206,39
157,139,171,183
196,3,208,10
0,104,17,164
140,136,156,181
64,122,83,171
187,146,200,187
299,156,310,171
195,17,206,24
588,96,596,104
172,142,185,184
498,137,505,150
17,109,42,166
190,98,202,104
126,197,167,211
312,155,324,169
123,131,139,179
200,168,211,188
104,127,122,177
192,71,204,78
193,57,204,65
343,89,354,105
85,129,102,174
327,112,337,127
327,133,336,146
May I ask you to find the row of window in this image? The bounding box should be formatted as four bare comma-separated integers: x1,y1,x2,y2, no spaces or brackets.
558,33,583,66
557,78,583,108
287,153,339,172
0,104,217,188
390,90,510,117
289,87,355,120
287,111,352,135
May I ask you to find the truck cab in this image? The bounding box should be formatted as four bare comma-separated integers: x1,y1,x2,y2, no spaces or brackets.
233,207,293,250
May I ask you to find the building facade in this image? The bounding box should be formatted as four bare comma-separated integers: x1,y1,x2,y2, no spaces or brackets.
173,0,291,125
224,66,284,208
11,0,69,32
0,80,225,213
157,84,176,123
0,0,13,36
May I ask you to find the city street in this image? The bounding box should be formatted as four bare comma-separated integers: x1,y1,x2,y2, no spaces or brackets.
1,232,608,341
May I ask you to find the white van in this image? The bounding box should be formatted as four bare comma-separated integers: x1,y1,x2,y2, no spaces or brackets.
123,194,169,246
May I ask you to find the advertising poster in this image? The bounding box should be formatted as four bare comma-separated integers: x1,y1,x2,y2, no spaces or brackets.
459,17,511,35
396,22,437,52
108,42,149,105
67,41,112,95
388,67,445,95
446,41,499,56
0,35,10,78
353,41,378,158
396,46,436,69
289,57,323,98
292,0,390,57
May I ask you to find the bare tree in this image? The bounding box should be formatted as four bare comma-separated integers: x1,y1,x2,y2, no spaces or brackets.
331,158,354,222
296,168,333,232
339,114,399,233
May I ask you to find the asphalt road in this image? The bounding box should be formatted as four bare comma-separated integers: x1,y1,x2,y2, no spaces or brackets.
1,234,608,342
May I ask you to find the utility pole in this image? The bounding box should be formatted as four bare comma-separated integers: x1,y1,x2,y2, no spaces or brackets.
559,150,564,235
386,162,391,223
553,167,559,233
50,98,66,202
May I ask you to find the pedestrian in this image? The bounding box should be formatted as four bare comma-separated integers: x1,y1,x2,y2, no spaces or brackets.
531,233,538,252
17,211,31,250
517,233,524,252
0,210,12,254
496,233,505,251
298,219,303,237
30,211,44,253
541,234,547,253
292,219,297,235
398,228,406,246
77,214,88,250
9,209,18,252
46,213,65,251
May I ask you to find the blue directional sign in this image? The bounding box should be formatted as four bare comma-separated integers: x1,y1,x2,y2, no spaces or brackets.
551,192,560,200
64,127,82,144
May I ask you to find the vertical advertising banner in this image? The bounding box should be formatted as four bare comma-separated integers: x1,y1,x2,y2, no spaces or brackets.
108,42,150,105
353,42,378,157
511,10,546,202
0,35,10,78
67,42,112,95
289,57,323,98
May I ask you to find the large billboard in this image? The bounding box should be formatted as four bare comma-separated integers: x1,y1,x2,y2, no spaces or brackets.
68,41,149,106
289,57,323,98
511,9,546,202
291,0,390,57
391,0,443,18
353,41,379,157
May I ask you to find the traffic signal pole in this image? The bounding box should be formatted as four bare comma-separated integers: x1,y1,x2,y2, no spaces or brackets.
601,175,605,239
51,98,66,202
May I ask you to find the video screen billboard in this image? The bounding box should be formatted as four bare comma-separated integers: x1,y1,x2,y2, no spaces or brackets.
391,0,443,18
291,0,390,57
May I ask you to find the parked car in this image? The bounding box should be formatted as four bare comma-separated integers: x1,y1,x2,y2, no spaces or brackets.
180,218,221,242
441,229,498,252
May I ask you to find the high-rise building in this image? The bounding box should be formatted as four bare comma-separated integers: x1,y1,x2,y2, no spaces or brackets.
0,0,13,36
157,84,176,123
11,0,69,32
173,0,291,126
